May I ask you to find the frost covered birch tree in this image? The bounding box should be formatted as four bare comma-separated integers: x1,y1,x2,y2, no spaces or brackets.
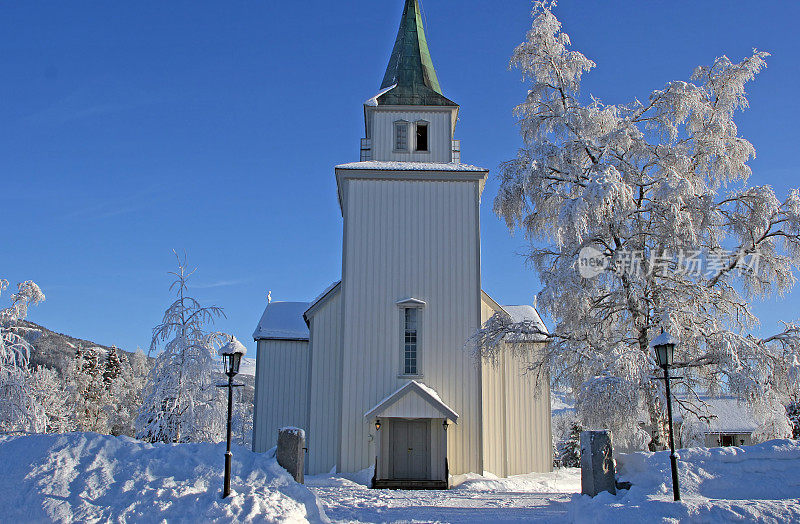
0,279,46,433
135,254,226,443
476,1,800,447
70,347,112,433
30,366,73,433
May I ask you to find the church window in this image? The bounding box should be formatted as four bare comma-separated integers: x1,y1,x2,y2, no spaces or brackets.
394,121,409,151
415,121,429,152
403,307,419,375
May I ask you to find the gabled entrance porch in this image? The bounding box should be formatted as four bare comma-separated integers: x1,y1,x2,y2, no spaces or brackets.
364,381,458,489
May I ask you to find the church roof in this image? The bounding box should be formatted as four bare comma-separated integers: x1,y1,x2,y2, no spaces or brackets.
364,380,459,422
303,281,341,324
500,305,549,342
336,161,486,172
373,0,457,107
253,301,310,341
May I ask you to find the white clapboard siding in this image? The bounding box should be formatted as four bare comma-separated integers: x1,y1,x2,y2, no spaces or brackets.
380,394,448,419
252,339,309,453
480,296,553,475
504,346,552,475
306,291,344,474
368,109,454,163
339,177,482,475
481,297,508,476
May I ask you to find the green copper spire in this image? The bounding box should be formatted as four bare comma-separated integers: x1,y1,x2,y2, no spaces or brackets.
376,0,456,106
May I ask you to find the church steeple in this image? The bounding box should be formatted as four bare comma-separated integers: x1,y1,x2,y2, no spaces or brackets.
375,0,456,107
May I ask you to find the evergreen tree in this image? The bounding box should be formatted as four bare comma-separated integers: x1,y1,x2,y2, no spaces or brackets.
108,349,150,437
70,347,112,433
103,346,122,386
557,422,583,468
787,403,800,440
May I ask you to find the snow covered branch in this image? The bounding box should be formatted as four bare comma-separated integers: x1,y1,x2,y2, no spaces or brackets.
482,2,800,447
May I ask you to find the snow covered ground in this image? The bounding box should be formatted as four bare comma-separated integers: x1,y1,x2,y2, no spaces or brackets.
3,432,798,523
571,439,800,523
307,468,580,523
0,432,326,523
310,440,800,523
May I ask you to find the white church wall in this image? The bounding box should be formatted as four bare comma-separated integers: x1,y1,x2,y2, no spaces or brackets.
480,296,509,476
368,108,453,163
306,291,344,474
252,339,309,453
480,296,553,476
339,177,483,475
503,346,552,475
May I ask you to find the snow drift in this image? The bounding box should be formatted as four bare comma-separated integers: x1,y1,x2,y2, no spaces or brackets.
0,432,327,523
571,439,800,523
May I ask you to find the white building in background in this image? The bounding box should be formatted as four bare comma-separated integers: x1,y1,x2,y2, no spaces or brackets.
677,397,760,448
252,0,552,488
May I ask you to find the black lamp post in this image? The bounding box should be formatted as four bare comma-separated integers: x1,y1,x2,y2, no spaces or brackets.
218,337,246,499
651,330,681,501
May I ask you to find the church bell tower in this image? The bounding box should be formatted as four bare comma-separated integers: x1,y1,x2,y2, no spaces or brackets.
359,0,461,164
333,0,490,475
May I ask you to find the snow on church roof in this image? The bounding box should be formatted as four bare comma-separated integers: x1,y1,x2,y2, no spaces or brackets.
336,161,487,172
305,281,341,318
364,380,459,422
253,301,310,341
502,304,549,341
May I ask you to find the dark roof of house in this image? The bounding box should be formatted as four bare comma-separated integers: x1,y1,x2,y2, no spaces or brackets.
375,0,457,107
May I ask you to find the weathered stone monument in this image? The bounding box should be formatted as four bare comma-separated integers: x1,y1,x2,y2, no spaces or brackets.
277,427,305,484
580,430,616,496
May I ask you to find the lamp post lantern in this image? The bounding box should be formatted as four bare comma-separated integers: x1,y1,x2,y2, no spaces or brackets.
218,336,247,499
650,330,681,501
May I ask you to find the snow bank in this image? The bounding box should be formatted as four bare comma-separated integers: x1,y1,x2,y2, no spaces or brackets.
0,432,328,523
451,468,581,493
570,439,800,523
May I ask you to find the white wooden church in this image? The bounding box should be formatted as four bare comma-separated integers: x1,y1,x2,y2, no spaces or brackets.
253,0,552,489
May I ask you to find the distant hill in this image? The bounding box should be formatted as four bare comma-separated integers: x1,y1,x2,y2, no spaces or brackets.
11,319,255,403
11,320,144,377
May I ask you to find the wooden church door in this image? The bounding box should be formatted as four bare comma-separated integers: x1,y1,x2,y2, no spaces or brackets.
390,420,430,479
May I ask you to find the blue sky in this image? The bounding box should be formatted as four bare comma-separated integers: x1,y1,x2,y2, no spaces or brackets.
2,1,799,353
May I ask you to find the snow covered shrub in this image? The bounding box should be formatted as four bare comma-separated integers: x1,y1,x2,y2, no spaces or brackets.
69,347,112,433
0,279,46,434
472,1,800,449
107,349,149,436
135,254,228,443
29,366,73,433
577,375,647,449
